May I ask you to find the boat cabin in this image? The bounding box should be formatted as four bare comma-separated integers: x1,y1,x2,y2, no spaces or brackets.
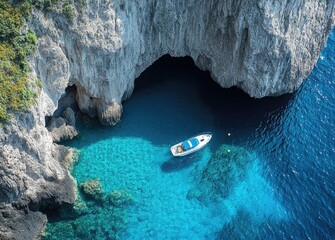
177,138,199,153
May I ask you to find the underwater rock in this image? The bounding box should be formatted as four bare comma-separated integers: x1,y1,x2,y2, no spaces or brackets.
43,184,133,239
105,189,133,207
41,220,76,240
70,198,89,216
218,210,261,240
43,200,127,240
72,207,126,240
188,145,253,202
80,179,105,201
59,197,89,220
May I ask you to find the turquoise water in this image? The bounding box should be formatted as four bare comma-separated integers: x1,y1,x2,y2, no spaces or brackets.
44,30,335,239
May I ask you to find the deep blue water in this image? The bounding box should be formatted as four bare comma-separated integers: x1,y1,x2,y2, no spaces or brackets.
44,30,335,240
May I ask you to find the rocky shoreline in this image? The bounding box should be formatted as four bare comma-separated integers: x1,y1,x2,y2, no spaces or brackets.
0,104,77,239
0,0,334,239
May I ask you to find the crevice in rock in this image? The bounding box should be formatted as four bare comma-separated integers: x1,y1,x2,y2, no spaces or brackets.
239,27,249,65
0,189,10,203
52,85,79,118
46,85,79,143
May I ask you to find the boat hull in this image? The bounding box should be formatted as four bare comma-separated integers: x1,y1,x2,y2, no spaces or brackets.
170,133,212,157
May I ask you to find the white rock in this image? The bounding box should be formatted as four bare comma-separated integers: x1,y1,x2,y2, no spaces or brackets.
29,0,334,125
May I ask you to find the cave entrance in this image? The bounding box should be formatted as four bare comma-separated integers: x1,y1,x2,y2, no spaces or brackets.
129,54,292,146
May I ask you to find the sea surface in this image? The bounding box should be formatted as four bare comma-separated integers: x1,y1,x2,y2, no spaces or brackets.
43,30,335,240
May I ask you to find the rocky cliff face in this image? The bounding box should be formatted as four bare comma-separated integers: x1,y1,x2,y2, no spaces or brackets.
0,95,76,239
31,0,334,124
0,0,334,239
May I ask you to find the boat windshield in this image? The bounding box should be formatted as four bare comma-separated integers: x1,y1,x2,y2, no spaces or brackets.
182,138,199,150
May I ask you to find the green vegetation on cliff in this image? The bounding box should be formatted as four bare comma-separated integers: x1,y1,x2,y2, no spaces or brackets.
20,0,60,12
19,0,74,19
0,0,79,121
19,0,76,21
0,1,39,121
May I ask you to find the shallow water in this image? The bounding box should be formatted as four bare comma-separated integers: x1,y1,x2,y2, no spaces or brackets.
44,30,335,239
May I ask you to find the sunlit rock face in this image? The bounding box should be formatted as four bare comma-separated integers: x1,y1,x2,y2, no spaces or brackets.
31,0,334,125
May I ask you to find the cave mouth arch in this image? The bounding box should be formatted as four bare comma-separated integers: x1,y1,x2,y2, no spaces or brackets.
48,54,292,145
129,54,292,142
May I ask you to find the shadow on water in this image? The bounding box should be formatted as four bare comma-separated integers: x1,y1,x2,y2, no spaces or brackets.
160,151,203,173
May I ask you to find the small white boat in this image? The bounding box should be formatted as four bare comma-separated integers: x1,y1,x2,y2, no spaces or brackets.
170,133,212,157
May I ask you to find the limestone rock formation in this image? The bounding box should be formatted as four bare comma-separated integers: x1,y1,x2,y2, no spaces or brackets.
62,107,76,127
0,1,334,239
30,0,335,125
0,207,46,240
47,107,78,142
0,99,76,239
